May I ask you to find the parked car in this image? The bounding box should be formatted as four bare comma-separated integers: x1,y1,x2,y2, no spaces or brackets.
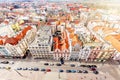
41,68,46,71
9,61,14,64
90,67,96,71
28,68,33,71
93,70,99,74
66,70,71,73
71,70,76,73
56,63,61,66
80,65,87,67
77,70,82,73
23,68,28,70
6,67,11,70
70,64,75,67
82,70,88,73
33,67,39,71
44,63,49,66
59,69,64,72
87,65,92,68
1,61,9,64
50,63,54,66
46,69,51,72
1,67,6,69
17,68,22,70
91,65,97,68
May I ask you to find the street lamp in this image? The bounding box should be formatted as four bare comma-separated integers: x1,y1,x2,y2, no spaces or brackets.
58,71,61,79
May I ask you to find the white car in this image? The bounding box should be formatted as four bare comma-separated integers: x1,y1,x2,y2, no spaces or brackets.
9,61,14,64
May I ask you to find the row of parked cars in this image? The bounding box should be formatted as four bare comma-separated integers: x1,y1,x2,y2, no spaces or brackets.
64,70,88,73
44,63,99,74
44,63,97,69
44,63,62,66
70,64,97,68
17,67,51,72
60,69,99,74
16,67,98,74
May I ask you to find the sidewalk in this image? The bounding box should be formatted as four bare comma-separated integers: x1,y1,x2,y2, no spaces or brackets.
43,72,66,80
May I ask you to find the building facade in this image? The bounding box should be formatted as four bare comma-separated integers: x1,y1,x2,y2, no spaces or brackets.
29,26,53,59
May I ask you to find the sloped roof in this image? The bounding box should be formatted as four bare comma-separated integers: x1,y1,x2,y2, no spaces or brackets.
5,37,18,45
53,31,69,51
105,35,120,52
0,40,3,45
67,27,83,47
0,26,32,45
53,37,60,49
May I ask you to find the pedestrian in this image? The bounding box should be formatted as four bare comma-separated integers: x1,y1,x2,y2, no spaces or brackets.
60,57,64,65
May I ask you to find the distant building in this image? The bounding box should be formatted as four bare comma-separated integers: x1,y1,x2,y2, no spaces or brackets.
0,23,15,37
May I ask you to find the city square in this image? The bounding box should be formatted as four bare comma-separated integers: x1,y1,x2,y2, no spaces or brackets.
0,0,120,80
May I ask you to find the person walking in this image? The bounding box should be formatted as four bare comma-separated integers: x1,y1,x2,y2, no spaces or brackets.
60,57,64,65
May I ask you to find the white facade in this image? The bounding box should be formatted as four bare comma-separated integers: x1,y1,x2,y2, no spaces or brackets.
29,26,53,59
79,46,91,61
0,26,36,58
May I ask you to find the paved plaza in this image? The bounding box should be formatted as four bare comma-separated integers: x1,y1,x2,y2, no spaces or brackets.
0,60,119,80
0,70,116,80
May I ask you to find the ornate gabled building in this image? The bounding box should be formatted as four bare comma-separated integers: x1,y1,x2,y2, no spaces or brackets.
53,30,69,60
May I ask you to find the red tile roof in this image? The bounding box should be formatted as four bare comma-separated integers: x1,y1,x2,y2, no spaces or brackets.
5,37,18,45
0,26,32,45
53,31,69,51
0,40,3,45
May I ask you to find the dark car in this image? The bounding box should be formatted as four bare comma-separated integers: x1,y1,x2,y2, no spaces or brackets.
93,70,99,74
17,68,22,70
71,70,76,73
66,70,71,73
33,67,39,71
56,63,61,66
59,69,64,72
80,65,87,67
44,63,49,66
82,70,88,73
41,68,46,71
70,64,75,67
77,70,82,73
91,65,97,68
87,65,92,68
1,61,9,64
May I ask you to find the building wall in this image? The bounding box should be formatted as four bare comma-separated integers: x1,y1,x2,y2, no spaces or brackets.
0,26,36,58
29,26,53,59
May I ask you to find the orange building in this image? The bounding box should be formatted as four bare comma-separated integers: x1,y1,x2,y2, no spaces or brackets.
53,30,69,60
